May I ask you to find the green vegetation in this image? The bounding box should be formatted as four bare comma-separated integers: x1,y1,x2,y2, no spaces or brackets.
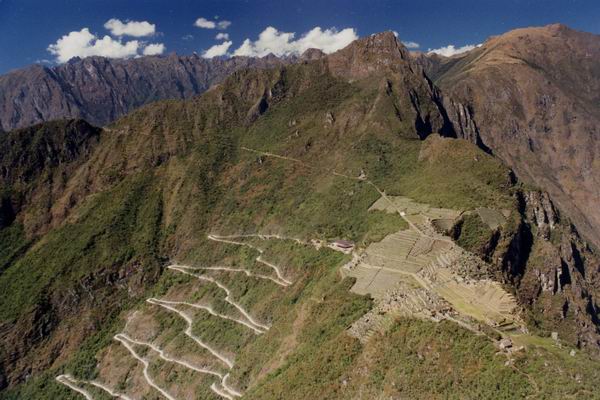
456,213,494,253
240,275,372,399
0,173,164,322
362,134,514,211
0,224,29,274
345,319,529,399
244,312,600,399
213,154,406,243
0,372,78,400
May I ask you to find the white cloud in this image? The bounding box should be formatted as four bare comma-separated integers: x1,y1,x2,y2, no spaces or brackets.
143,43,165,55
428,43,478,57
217,20,231,30
195,17,216,29
194,17,231,30
216,32,230,41
47,28,140,63
47,28,166,63
203,41,233,58
232,26,357,58
402,41,420,49
104,18,155,37
182,34,194,41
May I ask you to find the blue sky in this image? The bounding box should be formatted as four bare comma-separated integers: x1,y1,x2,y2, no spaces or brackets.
1,0,599,74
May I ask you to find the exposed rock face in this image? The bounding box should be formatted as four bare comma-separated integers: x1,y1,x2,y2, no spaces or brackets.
0,54,286,131
327,31,412,79
471,189,600,349
525,191,558,239
441,97,490,152
432,24,600,250
409,51,447,80
518,191,600,349
413,26,600,348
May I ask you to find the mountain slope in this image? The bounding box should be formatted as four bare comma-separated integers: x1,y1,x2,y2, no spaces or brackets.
1,31,600,399
0,54,285,132
433,24,600,252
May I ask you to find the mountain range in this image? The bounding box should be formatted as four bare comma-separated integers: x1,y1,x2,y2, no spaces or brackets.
0,24,599,400
0,54,286,132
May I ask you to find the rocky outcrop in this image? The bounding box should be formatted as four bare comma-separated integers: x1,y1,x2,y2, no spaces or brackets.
409,51,448,80
524,191,558,239
0,54,286,131
519,192,600,349
441,97,492,153
326,31,411,79
475,190,600,350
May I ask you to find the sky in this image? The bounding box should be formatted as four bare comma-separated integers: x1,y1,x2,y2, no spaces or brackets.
1,0,599,74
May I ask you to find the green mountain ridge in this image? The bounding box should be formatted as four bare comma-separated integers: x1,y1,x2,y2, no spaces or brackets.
0,30,599,399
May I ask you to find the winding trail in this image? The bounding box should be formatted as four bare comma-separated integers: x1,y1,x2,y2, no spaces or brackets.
211,383,235,400
221,373,243,398
210,233,308,246
175,264,286,287
56,375,94,400
145,298,235,369
241,147,451,244
241,146,309,167
87,380,134,400
241,146,423,235
113,334,177,400
208,234,293,286
117,333,223,378
58,179,299,400
331,171,426,236
168,265,271,332
509,363,541,400
115,333,242,399
148,297,266,334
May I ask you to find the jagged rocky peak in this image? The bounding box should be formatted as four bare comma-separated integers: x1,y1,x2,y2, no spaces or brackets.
356,30,408,54
326,31,411,79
